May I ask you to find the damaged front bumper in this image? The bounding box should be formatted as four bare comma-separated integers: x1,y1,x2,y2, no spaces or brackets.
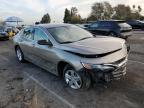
82,57,127,82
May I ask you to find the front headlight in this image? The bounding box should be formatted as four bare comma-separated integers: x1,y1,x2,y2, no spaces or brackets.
81,62,115,71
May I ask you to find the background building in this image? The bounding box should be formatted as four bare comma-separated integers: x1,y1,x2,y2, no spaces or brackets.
4,16,23,27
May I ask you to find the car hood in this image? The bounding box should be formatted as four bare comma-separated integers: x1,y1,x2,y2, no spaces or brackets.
59,37,125,55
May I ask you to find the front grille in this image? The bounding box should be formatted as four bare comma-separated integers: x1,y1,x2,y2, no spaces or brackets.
107,57,127,79
112,63,126,79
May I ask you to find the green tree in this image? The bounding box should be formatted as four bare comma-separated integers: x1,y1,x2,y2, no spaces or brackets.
140,16,144,20
40,13,51,24
71,15,82,24
131,5,143,19
113,4,131,20
138,5,142,13
103,2,113,19
63,8,71,23
71,7,78,17
63,7,82,24
88,2,113,21
87,15,96,22
70,7,82,24
91,2,104,20
133,5,136,9
88,2,144,21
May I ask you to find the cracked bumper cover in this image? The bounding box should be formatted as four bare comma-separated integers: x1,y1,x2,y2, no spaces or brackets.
81,58,127,82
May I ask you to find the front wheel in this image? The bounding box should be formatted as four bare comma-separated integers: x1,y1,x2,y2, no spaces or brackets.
63,65,91,90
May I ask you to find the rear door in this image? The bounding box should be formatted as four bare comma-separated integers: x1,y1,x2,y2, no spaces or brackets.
19,27,35,60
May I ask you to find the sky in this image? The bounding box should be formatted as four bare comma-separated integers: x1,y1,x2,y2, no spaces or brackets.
0,0,144,24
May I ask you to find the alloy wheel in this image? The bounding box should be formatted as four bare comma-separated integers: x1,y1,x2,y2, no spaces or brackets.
16,48,22,61
65,69,82,89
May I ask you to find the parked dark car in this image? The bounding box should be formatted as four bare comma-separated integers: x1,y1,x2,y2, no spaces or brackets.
85,20,132,39
0,26,9,40
127,20,144,29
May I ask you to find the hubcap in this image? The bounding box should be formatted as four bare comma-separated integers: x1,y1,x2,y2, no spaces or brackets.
65,70,82,89
110,33,115,36
16,49,22,61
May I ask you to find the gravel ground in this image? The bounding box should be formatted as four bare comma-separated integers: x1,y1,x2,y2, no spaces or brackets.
0,30,144,108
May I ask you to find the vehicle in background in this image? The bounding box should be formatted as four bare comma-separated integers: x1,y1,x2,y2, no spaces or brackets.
127,20,144,29
85,20,132,39
13,24,129,90
75,24,90,29
83,23,91,28
75,24,86,29
5,26,20,38
5,27,15,38
13,27,20,34
0,26,9,40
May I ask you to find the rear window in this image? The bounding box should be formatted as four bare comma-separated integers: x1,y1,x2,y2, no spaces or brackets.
117,21,131,27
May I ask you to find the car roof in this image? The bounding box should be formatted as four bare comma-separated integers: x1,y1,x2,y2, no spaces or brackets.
36,23,72,29
99,20,125,22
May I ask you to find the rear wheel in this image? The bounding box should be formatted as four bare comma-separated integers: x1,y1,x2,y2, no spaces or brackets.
63,65,91,90
15,47,25,62
109,32,117,37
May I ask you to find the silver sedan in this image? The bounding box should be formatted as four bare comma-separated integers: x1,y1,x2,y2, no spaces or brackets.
13,24,128,90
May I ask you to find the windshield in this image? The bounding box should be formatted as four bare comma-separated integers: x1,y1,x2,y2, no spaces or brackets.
47,25,93,44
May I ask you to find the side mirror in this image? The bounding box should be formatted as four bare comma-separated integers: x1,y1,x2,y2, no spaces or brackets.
88,24,92,28
84,25,89,28
37,40,52,46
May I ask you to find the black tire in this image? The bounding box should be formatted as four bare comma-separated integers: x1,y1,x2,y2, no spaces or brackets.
15,46,25,63
109,32,117,37
63,65,91,90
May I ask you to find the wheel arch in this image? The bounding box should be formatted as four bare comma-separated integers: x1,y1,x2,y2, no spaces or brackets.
57,61,75,77
108,31,118,36
15,45,20,51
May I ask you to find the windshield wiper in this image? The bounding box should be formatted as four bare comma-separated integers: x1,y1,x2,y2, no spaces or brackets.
77,37,92,41
60,41,74,44
61,37,92,44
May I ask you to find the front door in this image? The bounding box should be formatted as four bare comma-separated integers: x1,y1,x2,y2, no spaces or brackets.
32,28,57,75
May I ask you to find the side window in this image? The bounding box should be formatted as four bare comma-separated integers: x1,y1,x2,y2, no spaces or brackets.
99,22,112,27
19,29,24,36
23,28,33,40
34,28,48,41
90,22,99,28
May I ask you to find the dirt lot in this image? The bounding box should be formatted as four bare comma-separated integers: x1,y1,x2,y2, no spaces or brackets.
0,30,144,108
